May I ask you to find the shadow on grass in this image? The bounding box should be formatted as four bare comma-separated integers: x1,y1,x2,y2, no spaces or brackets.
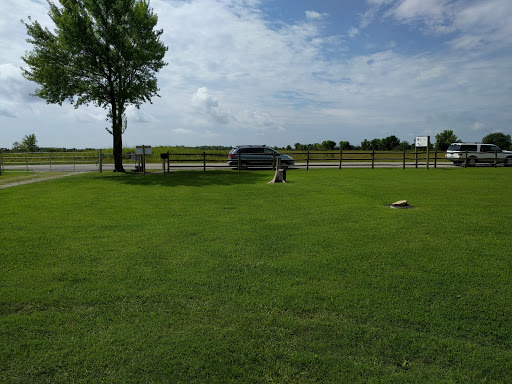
95,169,274,188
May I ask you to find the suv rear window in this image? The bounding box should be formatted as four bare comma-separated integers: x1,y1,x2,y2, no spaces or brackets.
244,147,264,154
447,144,461,151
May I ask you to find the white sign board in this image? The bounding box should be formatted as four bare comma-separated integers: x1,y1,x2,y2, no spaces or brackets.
415,136,429,147
136,146,152,155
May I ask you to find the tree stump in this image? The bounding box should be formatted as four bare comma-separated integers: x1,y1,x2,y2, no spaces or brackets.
268,169,286,183
268,158,287,183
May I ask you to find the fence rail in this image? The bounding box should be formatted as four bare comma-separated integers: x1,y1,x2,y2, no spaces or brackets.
1,149,501,174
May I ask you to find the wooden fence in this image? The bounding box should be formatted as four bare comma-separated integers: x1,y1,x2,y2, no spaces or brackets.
3,149,497,173
160,150,453,172
0,151,99,172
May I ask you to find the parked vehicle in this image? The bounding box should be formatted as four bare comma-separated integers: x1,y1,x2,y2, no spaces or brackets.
227,145,294,168
446,142,512,166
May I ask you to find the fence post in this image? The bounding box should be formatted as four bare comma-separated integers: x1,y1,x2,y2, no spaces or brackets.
426,141,430,170
203,151,206,172
237,151,241,171
167,152,170,173
143,146,147,175
50,154,53,172
403,150,406,169
306,151,310,171
339,150,343,170
464,151,468,168
371,151,375,169
99,149,103,173
494,151,498,168
434,151,438,169
415,148,418,169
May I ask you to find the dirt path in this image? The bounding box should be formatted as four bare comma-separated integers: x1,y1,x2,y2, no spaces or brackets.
0,172,86,189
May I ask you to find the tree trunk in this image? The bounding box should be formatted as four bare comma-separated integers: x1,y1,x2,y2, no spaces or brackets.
111,101,125,173
113,126,124,172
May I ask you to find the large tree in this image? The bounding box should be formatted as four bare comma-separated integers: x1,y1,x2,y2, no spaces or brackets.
22,0,167,172
321,140,336,151
434,130,459,151
482,132,512,150
339,141,352,151
381,135,400,151
12,134,38,152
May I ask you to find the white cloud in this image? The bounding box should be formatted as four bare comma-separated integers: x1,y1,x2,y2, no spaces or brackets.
191,87,237,126
239,110,284,133
305,10,328,21
471,122,485,132
189,87,283,133
72,108,106,124
348,27,359,38
372,0,512,52
172,128,194,135
359,6,380,29
386,0,449,22
126,106,157,123
0,63,41,117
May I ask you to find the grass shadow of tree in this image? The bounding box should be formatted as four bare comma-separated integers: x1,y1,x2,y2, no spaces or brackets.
95,170,275,188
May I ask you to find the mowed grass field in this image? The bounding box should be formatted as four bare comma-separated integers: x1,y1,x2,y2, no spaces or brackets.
1,168,511,383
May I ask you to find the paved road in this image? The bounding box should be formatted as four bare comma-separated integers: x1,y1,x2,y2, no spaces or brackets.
2,161,457,173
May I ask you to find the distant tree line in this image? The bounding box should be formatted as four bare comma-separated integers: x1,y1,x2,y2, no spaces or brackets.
285,131,512,152
289,135,412,152
6,133,94,153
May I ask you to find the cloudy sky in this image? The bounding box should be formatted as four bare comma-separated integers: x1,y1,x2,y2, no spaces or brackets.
1,0,511,149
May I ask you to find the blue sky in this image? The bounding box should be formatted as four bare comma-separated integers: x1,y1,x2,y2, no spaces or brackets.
1,0,511,149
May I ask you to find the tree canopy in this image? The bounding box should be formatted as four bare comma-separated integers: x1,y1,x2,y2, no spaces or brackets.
435,130,459,151
12,134,38,152
22,0,167,172
482,132,511,150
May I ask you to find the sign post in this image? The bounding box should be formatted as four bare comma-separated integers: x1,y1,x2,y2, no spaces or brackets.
136,145,152,174
415,136,430,169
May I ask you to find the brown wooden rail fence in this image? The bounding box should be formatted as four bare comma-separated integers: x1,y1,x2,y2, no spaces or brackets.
158,150,454,172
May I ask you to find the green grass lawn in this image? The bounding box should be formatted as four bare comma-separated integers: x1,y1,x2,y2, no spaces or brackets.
1,168,511,383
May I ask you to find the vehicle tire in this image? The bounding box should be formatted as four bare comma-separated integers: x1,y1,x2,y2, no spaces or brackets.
467,157,477,167
505,157,512,167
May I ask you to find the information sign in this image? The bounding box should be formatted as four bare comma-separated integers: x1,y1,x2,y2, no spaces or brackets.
136,146,152,155
415,136,429,148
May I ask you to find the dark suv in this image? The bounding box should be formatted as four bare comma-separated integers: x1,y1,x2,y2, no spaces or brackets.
228,145,294,168
446,142,512,166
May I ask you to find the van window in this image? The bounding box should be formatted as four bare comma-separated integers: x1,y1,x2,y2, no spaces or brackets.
460,145,477,151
